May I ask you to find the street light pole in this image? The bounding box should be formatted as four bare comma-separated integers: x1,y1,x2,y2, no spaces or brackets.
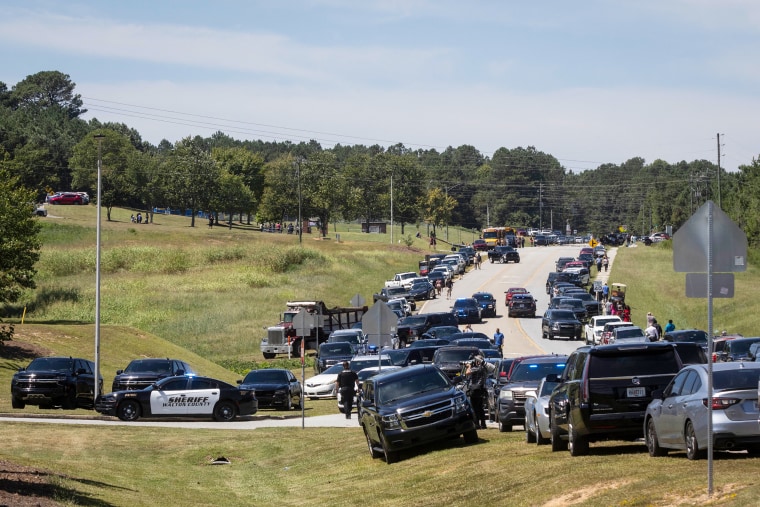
93,133,105,402
296,158,303,245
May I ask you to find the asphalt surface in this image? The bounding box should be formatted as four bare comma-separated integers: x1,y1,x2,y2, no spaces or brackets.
3,243,619,430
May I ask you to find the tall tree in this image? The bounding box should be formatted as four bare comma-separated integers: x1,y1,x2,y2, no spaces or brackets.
161,137,220,227
0,169,42,342
69,129,139,221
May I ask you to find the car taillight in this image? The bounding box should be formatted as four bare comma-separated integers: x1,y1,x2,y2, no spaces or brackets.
703,398,740,410
581,378,589,404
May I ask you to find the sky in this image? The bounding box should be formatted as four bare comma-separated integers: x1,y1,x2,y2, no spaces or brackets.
1,0,758,172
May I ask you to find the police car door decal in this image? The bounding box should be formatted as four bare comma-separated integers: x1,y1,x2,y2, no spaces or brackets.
150,379,190,416
186,379,220,416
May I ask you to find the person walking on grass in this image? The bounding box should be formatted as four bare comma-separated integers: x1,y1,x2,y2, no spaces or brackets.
335,361,359,420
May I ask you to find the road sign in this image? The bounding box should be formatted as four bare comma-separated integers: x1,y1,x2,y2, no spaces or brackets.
292,308,315,337
350,293,366,308
685,273,735,298
361,301,397,350
674,201,747,273
589,239,598,248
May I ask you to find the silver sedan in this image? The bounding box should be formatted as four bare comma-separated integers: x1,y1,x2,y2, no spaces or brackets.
524,376,559,445
644,362,760,460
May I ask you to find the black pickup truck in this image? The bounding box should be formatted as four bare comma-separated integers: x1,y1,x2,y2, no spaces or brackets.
488,246,520,264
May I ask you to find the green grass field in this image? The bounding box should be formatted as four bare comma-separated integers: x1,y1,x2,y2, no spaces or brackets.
2,205,760,505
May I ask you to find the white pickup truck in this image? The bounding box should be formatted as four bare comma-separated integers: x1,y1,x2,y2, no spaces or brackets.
384,271,418,290
584,315,622,345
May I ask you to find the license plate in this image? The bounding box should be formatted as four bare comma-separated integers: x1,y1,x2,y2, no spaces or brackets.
627,387,645,398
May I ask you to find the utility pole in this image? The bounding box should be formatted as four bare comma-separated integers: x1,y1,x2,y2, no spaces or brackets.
716,133,722,209
390,174,393,244
93,133,105,402
539,183,543,231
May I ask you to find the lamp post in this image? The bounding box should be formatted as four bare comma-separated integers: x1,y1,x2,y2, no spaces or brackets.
93,133,105,401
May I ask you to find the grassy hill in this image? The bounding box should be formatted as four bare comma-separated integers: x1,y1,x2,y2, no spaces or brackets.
2,206,760,505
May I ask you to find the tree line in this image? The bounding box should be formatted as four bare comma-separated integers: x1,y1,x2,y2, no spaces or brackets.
3,70,760,244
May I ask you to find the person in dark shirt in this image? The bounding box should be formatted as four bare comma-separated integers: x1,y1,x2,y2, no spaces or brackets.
335,361,359,419
466,355,488,429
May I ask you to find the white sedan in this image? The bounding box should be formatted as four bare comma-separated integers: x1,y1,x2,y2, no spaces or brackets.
304,363,343,399
584,315,622,345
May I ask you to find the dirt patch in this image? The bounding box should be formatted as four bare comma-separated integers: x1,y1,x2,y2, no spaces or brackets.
542,480,632,506
0,340,51,361
0,459,62,506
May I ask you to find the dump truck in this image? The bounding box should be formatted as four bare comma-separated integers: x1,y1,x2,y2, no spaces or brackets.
260,301,367,358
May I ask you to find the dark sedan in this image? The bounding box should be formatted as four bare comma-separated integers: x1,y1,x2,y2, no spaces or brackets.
408,279,437,301
541,309,583,340
95,375,257,422
238,368,302,410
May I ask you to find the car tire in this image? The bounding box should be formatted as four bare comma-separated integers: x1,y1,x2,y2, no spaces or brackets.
525,423,536,443
536,421,549,445
550,412,567,452
262,352,276,359
380,434,397,464
213,401,237,422
463,429,479,444
568,422,589,456
62,393,77,410
646,417,668,457
11,396,25,409
117,400,141,421
498,419,512,432
365,428,381,459
284,395,292,411
685,421,703,460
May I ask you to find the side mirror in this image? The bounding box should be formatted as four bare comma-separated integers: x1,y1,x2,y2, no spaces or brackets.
76,368,87,375
116,369,124,375
652,389,664,400
175,369,185,376
544,373,560,383
362,399,374,408
236,379,243,385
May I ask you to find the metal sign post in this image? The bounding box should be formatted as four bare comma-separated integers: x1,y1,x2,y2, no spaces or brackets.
673,200,747,496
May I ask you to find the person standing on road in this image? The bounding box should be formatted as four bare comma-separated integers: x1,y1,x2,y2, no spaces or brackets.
493,328,504,357
465,355,488,430
335,361,359,420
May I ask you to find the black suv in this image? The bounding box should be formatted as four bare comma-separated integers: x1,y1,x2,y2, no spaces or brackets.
547,342,682,456
396,312,458,347
360,364,478,463
112,358,195,392
495,354,567,432
488,246,520,264
11,356,102,409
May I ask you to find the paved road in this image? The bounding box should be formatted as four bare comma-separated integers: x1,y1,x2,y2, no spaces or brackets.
2,244,616,429
420,244,617,359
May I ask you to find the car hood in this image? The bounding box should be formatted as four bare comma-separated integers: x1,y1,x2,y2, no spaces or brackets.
501,380,540,390
239,381,290,390
376,387,461,413
305,373,339,385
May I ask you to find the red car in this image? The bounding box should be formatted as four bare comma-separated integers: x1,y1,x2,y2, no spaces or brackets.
504,287,528,305
472,239,489,251
48,192,83,205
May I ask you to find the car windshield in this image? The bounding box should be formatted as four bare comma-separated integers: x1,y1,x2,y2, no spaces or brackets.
474,294,494,302
510,361,567,382
615,328,646,340
320,343,353,355
400,315,427,326
454,299,477,308
728,339,760,356
551,310,576,320
558,299,583,309
666,330,707,344
386,287,406,296
243,370,287,383
713,368,760,390
319,364,345,375
539,380,559,397
596,318,621,328
123,359,173,374
376,369,451,405
435,349,478,363
589,348,680,377
26,357,73,372
350,358,392,371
